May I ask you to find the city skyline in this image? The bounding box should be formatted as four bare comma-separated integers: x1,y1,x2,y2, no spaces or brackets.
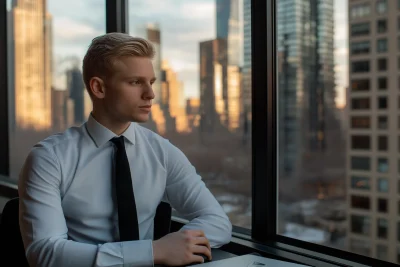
6,0,348,108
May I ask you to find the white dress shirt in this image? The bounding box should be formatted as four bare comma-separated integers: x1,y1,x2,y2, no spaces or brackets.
18,114,232,267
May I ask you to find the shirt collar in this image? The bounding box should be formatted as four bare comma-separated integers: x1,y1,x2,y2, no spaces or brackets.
86,113,136,147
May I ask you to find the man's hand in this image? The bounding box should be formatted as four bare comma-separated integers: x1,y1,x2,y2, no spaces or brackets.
152,229,212,266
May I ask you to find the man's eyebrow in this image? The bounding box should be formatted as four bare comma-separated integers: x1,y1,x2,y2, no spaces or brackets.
125,76,157,81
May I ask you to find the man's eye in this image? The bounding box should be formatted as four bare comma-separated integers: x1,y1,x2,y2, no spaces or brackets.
130,80,141,85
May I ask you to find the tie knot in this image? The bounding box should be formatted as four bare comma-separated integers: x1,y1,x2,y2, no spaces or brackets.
111,136,125,148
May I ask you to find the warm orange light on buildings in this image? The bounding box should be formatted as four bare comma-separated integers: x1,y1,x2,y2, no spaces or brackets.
12,0,52,130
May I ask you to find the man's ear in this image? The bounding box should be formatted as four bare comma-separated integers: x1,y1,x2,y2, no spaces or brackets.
89,77,106,99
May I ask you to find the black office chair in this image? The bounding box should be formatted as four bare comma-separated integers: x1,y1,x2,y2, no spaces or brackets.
0,197,172,266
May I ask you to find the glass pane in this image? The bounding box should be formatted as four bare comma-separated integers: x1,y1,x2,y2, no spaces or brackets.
277,0,398,264
129,0,252,228
7,1,104,177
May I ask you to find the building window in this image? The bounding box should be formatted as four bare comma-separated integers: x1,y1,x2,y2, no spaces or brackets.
351,98,370,110
377,39,387,53
378,198,388,213
351,156,370,171
378,116,387,129
351,116,370,129
351,3,371,19
351,135,370,150
351,22,370,36
351,176,370,190
377,218,388,239
377,59,387,72
377,245,387,261
351,195,370,210
378,77,387,89
351,215,370,235
377,19,387,33
378,136,388,151
377,178,388,192
351,41,370,55
350,239,371,257
376,0,387,14
398,200,400,215
352,61,370,73
351,79,370,92
399,136,400,152
378,158,388,173
378,97,387,109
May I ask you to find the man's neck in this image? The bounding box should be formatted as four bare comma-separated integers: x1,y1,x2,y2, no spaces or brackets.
91,110,130,136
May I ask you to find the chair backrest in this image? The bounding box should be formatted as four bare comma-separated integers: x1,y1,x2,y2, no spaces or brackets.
0,197,29,266
0,197,172,265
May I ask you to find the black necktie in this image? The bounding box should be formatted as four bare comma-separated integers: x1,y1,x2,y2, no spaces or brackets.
111,136,140,241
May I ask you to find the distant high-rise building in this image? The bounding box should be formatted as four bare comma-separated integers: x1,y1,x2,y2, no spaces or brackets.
199,39,227,133
10,0,52,130
216,0,240,66
161,60,188,133
346,1,399,263
145,23,162,104
66,67,85,124
277,0,338,177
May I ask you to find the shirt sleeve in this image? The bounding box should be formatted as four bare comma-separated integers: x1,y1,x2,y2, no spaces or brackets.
163,140,232,248
18,145,154,267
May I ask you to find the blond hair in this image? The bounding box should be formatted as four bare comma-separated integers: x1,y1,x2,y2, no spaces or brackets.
82,32,155,91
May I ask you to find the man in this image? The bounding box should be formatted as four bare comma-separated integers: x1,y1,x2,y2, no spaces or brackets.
18,32,232,267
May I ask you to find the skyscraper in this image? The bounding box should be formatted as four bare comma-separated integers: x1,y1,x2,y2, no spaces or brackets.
199,38,227,134
145,23,162,104
216,0,240,66
346,0,399,263
9,0,52,131
277,0,338,177
66,67,85,124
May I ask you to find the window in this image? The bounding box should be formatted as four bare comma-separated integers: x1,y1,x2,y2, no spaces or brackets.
399,222,400,242
352,61,370,73
378,136,388,151
351,156,371,171
351,176,370,190
377,19,387,33
377,218,388,239
378,198,388,213
351,215,370,235
376,0,387,14
377,178,388,192
7,1,105,176
378,158,389,173
377,39,388,53
378,116,387,129
376,245,388,261
351,22,370,36
351,116,370,129
378,97,387,109
377,59,387,71
351,41,370,55
378,77,387,89
351,3,371,19
351,79,370,92
351,98,370,110
351,135,370,150
129,0,252,228
350,239,371,257
351,195,370,210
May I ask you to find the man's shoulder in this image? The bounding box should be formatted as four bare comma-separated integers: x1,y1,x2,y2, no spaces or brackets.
34,124,87,152
134,123,167,144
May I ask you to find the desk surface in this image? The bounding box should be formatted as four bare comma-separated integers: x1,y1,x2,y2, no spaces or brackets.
155,248,237,267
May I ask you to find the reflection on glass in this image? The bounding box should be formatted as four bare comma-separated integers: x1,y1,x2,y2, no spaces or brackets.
129,0,251,228
278,0,400,264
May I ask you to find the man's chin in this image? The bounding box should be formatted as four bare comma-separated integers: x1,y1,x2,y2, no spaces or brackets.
132,115,150,123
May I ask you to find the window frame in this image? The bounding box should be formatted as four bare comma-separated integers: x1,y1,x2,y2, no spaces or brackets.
0,0,398,266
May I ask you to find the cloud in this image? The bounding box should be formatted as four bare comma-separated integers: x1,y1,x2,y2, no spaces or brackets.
53,17,101,42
